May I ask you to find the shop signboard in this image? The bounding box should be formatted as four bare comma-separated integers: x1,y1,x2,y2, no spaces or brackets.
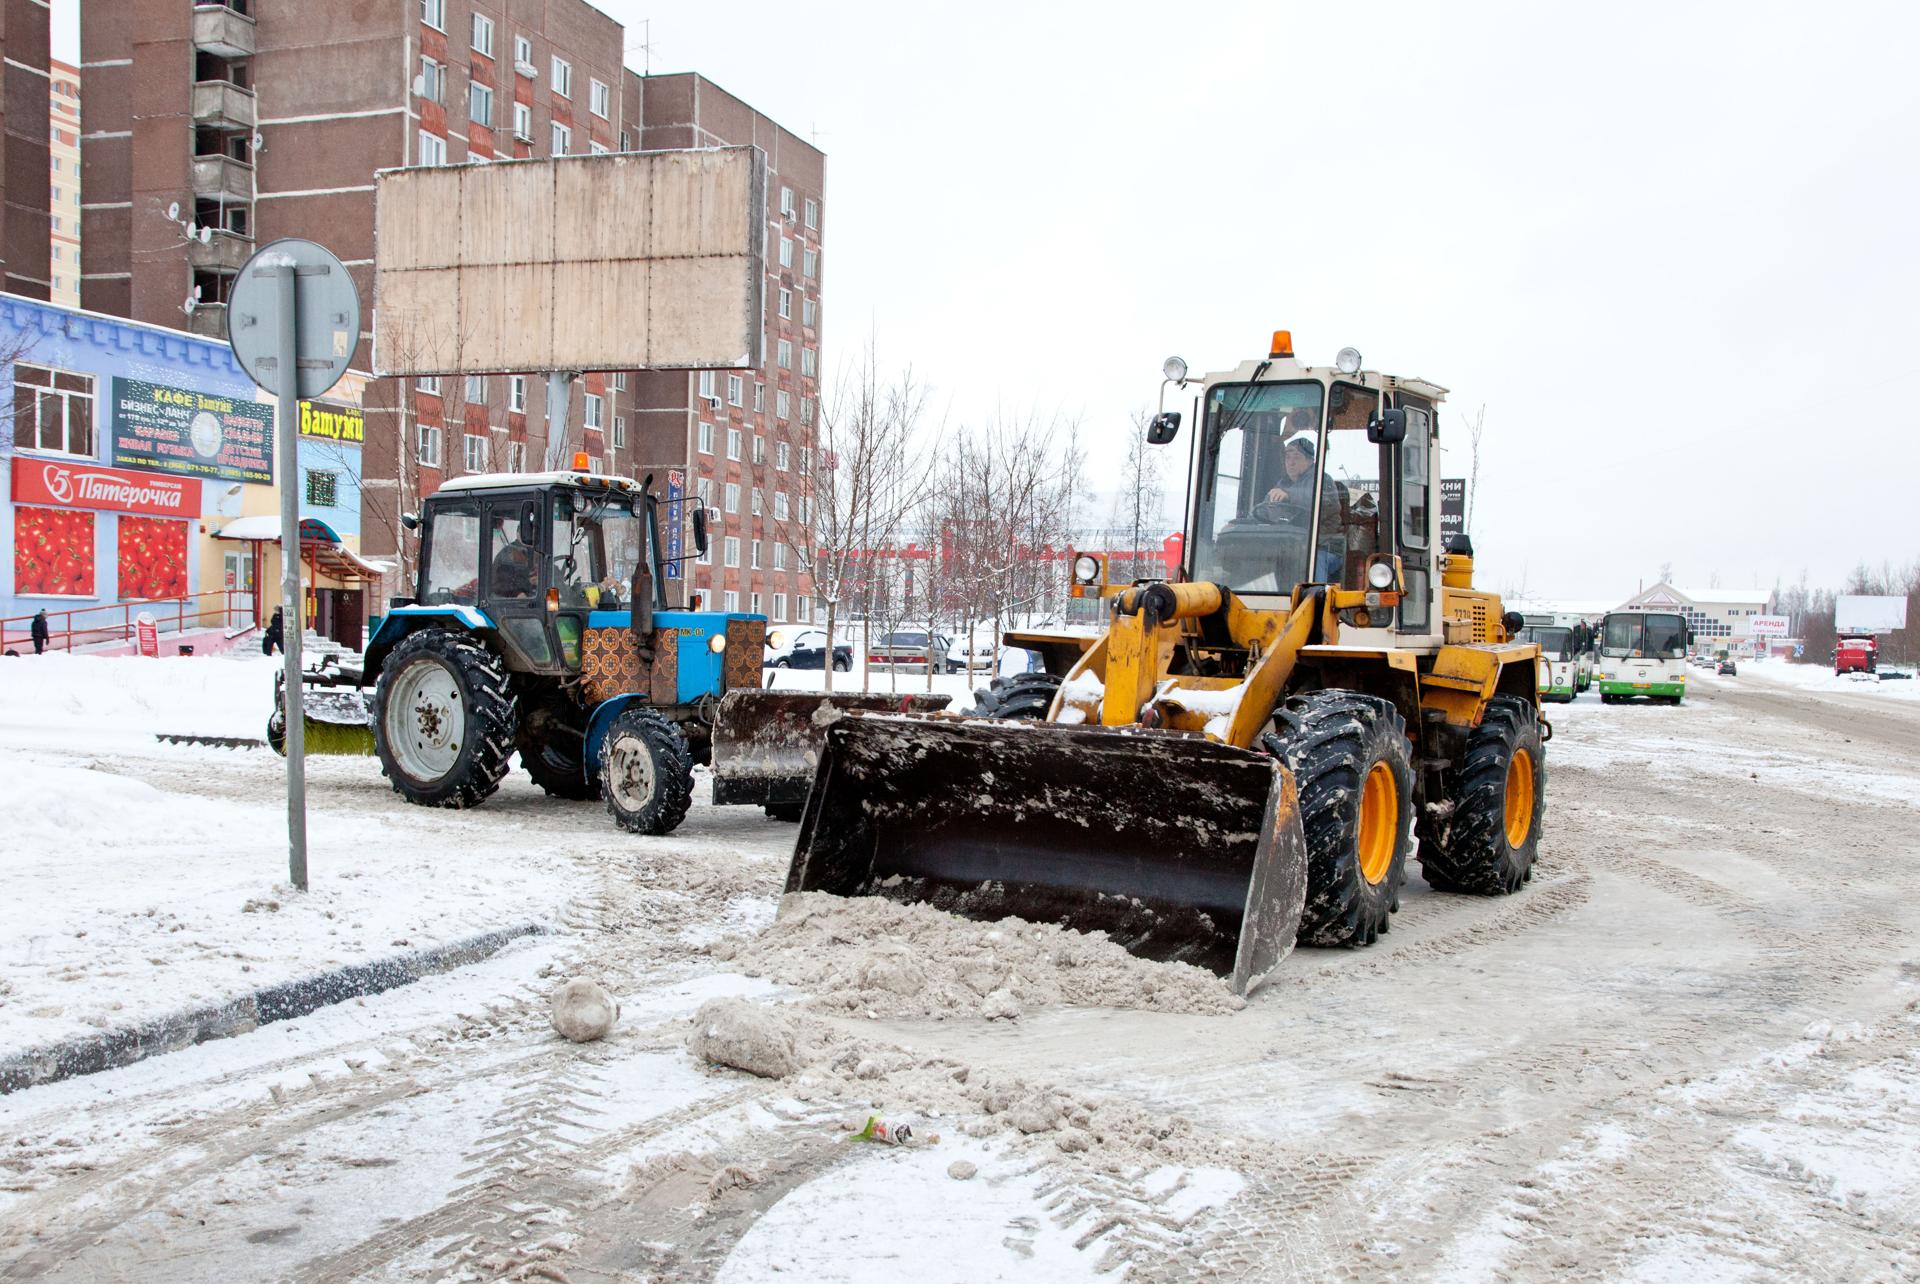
1750,614,1791,638
110,377,276,484
1440,478,1466,542
136,612,159,658
11,455,201,517
664,469,685,581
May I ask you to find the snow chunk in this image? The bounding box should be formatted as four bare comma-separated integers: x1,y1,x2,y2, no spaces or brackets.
688,997,801,1079
549,977,620,1043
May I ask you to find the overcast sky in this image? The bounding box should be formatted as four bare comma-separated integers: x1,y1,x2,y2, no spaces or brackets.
59,3,1919,601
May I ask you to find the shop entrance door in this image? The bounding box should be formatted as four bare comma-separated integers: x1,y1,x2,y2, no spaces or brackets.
223,549,256,625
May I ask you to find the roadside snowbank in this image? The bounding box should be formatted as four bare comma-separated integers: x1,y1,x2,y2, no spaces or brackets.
0,651,278,751
1727,660,1920,702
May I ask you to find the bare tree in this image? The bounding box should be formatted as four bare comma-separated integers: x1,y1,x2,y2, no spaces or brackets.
1108,413,1165,585
1459,403,1486,536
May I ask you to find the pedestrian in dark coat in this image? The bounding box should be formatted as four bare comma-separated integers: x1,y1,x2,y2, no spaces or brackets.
262,607,285,656
31,610,50,655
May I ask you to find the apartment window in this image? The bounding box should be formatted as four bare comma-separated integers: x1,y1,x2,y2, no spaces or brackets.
698,533,713,567
417,375,441,395
726,374,743,407
753,383,765,413
417,422,442,468
776,441,790,470
773,543,788,571
510,375,527,412
773,592,787,622
778,288,792,320
773,491,789,521
420,0,446,31
797,597,811,623
697,422,714,454
803,247,818,278
752,435,765,465
619,129,632,151
750,592,763,615
776,390,790,422
798,496,809,522
584,393,603,428
514,35,532,68
780,186,795,217
724,482,739,513
551,123,570,155
464,433,488,472
612,371,628,392
724,590,739,613
590,141,610,155
12,365,95,456
507,441,527,472
611,415,626,448
804,298,817,328
751,488,763,516
723,537,740,568
800,399,814,427
418,130,448,165
469,81,493,127
471,12,494,55
551,56,572,97
513,101,532,141
727,428,741,460
590,78,610,118
805,198,819,229
696,477,714,506
800,446,813,474
801,347,817,377
751,541,762,570
777,340,792,370
778,237,793,269
419,57,445,103
456,376,481,403
698,370,716,399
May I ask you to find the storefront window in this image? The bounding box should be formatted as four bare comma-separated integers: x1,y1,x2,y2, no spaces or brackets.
14,506,96,596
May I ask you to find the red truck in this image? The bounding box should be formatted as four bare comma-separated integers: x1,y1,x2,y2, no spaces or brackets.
1835,636,1877,676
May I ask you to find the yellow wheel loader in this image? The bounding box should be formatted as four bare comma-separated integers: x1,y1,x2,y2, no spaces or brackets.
785,333,1547,994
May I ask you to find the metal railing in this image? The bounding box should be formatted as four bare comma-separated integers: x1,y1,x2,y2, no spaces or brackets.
1,590,250,654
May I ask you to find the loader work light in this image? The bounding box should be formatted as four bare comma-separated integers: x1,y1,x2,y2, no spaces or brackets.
1162,355,1188,383
1336,347,1364,374
1367,561,1396,590
1074,554,1101,584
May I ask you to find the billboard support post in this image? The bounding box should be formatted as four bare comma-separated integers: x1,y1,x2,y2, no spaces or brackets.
543,370,578,471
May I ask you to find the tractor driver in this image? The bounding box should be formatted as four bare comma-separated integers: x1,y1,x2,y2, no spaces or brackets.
490,514,539,599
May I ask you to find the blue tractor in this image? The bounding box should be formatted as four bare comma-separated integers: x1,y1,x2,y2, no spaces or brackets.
274,465,886,834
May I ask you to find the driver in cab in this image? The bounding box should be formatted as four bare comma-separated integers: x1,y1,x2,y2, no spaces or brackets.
491,515,539,599
1259,434,1317,522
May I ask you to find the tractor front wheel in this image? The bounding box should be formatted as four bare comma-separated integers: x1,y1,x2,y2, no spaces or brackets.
599,706,694,836
1418,695,1545,894
1262,690,1413,947
374,630,518,809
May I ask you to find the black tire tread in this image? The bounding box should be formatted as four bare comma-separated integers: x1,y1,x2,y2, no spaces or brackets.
969,671,1063,719
599,705,694,836
517,687,599,800
1417,695,1545,895
374,629,518,809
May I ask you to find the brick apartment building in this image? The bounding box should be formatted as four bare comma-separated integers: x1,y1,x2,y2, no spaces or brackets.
0,0,52,300
48,59,79,306
79,0,822,621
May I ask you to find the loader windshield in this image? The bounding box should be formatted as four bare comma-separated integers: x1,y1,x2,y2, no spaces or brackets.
1191,381,1325,594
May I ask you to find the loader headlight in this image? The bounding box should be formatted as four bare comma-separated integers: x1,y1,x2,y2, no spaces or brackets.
1162,355,1188,384
1367,560,1396,589
1336,347,1364,375
1073,554,1101,585
708,634,728,654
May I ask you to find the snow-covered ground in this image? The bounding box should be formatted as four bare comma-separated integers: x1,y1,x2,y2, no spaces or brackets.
1723,656,1920,701
1,655,1917,1281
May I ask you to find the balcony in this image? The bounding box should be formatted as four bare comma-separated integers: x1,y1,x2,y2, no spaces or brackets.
190,153,253,202
187,229,253,273
186,302,229,340
192,4,257,59
191,80,256,131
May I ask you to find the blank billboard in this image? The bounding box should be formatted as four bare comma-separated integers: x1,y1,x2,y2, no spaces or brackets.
1835,595,1908,634
373,147,766,376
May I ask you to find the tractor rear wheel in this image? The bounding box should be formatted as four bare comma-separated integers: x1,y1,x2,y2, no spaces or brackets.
374,630,518,809
1418,695,1545,894
517,689,598,800
969,672,1062,719
599,706,693,836
1262,690,1413,947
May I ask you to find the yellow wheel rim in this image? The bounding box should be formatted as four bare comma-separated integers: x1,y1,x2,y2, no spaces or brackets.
1504,748,1536,849
1357,761,1398,885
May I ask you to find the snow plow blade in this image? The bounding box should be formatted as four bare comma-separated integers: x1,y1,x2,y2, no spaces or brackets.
711,690,953,808
268,670,376,757
786,714,1309,995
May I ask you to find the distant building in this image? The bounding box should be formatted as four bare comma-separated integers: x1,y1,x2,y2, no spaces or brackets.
1,0,52,299
48,60,80,307
1618,582,1771,651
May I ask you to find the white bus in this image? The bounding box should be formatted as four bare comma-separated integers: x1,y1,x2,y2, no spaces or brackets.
1596,609,1690,705
1518,622,1588,702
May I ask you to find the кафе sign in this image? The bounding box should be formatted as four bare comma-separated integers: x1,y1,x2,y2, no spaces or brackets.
109,377,276,484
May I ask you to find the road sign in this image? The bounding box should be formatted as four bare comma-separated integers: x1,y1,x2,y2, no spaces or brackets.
228,239,361,400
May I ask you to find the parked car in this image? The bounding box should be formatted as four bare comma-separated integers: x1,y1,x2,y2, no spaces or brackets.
947,632,1000,673
765,628,852,672
867,630,954,673
1716,658,1738,675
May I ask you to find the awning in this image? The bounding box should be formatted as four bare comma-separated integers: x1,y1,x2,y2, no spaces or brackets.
215,516,392,583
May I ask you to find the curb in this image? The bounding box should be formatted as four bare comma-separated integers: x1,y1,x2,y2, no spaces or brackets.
0,923,546,1096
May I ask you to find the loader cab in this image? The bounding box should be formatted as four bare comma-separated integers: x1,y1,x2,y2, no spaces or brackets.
1178,346,1444,644
415,472,661,675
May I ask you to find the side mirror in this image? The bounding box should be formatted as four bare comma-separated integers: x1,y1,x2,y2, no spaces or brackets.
1146,411,1182,445
692,506,710,555
518,507,538,547
1501,610,1525,639
1367,407,1407,445
400,511,420,531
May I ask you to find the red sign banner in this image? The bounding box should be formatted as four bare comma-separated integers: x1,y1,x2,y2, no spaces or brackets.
10,456,200,517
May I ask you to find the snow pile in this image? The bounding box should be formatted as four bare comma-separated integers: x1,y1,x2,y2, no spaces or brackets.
0,652,278,752
710,893,1245,1019
687,997,805,1078
1732,661,1920,702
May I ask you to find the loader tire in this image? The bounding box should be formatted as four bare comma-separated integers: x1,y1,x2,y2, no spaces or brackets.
599,705,693,836
517,688,598,800
968,672,1062,719
1418,695,1545,895
374,629,518,809
1261,690,1413,947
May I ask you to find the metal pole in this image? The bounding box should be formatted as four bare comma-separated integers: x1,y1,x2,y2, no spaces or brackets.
274,264,309,891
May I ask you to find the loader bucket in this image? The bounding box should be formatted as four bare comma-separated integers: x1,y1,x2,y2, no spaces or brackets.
786,714,1309,995
710,690,953,807
269,673,376,757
